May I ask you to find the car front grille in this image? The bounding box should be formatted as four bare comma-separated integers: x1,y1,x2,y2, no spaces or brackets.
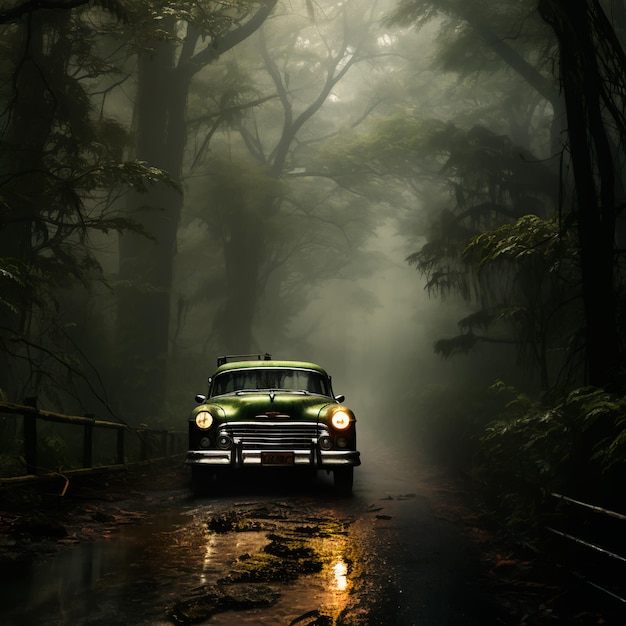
221,421,323,449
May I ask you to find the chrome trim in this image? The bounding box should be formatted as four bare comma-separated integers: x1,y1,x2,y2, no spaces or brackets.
319,450,361,466
185,448,360,468
218,421,324,450
185,450,232,465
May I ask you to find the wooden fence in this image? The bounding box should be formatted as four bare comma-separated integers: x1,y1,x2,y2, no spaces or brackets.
546,492,626,609
0,399,186,484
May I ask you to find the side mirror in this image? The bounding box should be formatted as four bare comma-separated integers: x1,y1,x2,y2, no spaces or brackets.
195,394,207,403
334,394,345,403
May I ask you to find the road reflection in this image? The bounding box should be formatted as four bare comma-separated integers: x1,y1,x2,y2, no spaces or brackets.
0,480,363,626
200,533,217,584
332,558,348,591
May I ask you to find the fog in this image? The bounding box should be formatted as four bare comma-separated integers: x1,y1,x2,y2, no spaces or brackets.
164,0,472,425
3,0,625,497
282,221,459,414
0,0,537,443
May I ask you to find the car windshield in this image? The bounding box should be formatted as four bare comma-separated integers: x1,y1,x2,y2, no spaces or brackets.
211,368,330,397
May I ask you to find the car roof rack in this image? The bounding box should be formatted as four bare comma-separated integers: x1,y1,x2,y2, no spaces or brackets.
217,353,272,367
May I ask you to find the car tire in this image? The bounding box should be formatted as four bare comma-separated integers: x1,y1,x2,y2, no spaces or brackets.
333,467,353,496
191,467,214,497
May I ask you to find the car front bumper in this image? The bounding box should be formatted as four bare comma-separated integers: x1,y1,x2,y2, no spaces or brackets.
185,447,361,468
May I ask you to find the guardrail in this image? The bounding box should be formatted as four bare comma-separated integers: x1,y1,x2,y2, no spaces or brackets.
545,492,626,609
0,399,185,485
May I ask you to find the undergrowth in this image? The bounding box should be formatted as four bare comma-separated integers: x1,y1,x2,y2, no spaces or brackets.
472,382,626,529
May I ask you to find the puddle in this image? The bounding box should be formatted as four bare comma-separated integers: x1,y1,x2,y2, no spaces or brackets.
195,551,354,626
0,508,193,625
0,501,357,626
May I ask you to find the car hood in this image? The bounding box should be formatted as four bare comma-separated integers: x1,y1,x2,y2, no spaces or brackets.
197,392,335,422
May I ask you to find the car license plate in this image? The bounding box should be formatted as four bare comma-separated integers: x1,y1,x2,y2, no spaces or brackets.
261,452,294,466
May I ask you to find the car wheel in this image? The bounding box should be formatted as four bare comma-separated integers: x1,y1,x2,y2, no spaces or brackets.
191,466,214,497
333,467,353,496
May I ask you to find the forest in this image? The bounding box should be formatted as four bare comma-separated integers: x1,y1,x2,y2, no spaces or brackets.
1,0,626,525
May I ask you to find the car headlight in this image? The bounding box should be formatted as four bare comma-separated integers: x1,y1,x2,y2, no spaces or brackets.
195,411,213,429
331,410,351,430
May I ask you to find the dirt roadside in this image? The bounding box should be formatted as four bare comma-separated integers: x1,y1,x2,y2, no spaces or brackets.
0,460,190,564
410,463,624,626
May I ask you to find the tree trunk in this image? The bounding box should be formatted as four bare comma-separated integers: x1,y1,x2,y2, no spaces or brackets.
115,7,277,417
540,0,622,387
117,34,182,417
0,15,61,397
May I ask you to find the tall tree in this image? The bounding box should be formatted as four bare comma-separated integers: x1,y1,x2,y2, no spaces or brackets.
384,0,626,391
0,4,167,407
539,0,626,387
115,1,277,415
387,0,565,149
316,112,568,390
183,0,391,355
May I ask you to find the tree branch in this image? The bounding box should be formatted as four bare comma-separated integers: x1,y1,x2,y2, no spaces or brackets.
184,1,278,76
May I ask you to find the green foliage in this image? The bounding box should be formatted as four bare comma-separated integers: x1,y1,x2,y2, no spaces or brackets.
0,5,186,409
316,116,454,180
189,58,262,129
433,332,478,358
174,1,396,356
488,379,534,417
38,431,71,471
474,385,626,526
97,159,179,193
398,121,556,299
375,118,573,386
180,145,382,356
0,412,21,475
0,259,28,316
0,453,24,478
461,214,581,391
119,0,265,51
464,214,566,269
386,0,555,78
411,191,579,391
374,0,578,396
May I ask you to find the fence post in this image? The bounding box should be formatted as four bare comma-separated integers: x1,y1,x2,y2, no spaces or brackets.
116,428,125,465
159,430,167,457
23,397,37,475
140,429,149,461
83,414,94,469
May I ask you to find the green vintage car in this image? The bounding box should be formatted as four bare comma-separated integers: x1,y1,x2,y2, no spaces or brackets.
186,354,360,495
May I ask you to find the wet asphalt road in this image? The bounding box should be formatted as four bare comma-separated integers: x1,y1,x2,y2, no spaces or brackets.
347,439,492,625
0,434,495,626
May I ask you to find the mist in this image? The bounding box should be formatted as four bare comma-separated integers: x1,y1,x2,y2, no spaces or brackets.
2,0,626,524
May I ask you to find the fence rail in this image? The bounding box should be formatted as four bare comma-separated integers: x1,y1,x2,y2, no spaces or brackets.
0,399,185,484
546,492,626,608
